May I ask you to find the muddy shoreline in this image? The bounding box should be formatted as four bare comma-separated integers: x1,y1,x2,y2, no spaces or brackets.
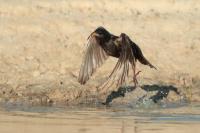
0,74,199,106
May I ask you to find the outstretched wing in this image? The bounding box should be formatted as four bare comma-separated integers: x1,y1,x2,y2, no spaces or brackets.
78,35,108,85
98,33,136,91
130,40,156,69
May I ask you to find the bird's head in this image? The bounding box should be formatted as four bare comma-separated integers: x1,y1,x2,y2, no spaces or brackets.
89,26,111,41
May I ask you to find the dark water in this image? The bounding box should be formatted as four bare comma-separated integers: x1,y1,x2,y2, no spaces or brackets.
0,101,200,133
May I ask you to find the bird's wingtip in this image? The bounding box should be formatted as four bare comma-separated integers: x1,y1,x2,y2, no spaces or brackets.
78,78,86,85
79,82,86,85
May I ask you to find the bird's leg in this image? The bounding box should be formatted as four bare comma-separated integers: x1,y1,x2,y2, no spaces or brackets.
132,63,141,87
134,70,141,85
133,65,137,86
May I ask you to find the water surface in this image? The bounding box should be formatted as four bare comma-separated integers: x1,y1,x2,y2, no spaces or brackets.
0,102,200,133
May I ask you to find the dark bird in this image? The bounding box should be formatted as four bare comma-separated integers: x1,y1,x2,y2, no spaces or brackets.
78,26,156,91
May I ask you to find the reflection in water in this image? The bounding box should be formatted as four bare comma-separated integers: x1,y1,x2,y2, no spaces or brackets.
0,103,200,133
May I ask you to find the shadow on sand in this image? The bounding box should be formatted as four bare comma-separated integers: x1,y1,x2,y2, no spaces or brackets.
102,84,180,105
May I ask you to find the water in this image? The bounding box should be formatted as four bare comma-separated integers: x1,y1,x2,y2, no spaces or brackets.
0,102,200,133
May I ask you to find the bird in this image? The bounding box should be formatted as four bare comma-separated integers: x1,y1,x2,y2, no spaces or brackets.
78,26,156,91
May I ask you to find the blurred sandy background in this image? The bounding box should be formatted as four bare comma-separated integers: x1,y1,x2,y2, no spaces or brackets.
0,0,200,104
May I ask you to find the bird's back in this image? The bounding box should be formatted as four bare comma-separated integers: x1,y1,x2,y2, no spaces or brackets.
99,35,120,58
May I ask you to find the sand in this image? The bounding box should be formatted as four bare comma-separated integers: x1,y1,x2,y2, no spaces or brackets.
0,0,200,105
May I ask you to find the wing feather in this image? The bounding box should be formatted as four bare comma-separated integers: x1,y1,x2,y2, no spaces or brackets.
78,36,108,84
98,34,135,91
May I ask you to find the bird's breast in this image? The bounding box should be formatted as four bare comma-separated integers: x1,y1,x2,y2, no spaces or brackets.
101,39,120,58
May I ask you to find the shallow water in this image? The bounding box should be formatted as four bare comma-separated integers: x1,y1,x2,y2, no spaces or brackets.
0,102,200,133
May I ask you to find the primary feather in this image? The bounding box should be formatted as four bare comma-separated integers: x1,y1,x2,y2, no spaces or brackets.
78,35,108,84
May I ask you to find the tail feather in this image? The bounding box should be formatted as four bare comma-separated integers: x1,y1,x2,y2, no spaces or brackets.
137,53,157,69
131,41,157,69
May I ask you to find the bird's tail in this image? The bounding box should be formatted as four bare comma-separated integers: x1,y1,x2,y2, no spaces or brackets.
138,55,157,69
131,41,157,69
136,52,157,70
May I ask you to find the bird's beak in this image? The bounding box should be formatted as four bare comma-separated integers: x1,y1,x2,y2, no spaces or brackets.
91,32,100,37
87,32,101,40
